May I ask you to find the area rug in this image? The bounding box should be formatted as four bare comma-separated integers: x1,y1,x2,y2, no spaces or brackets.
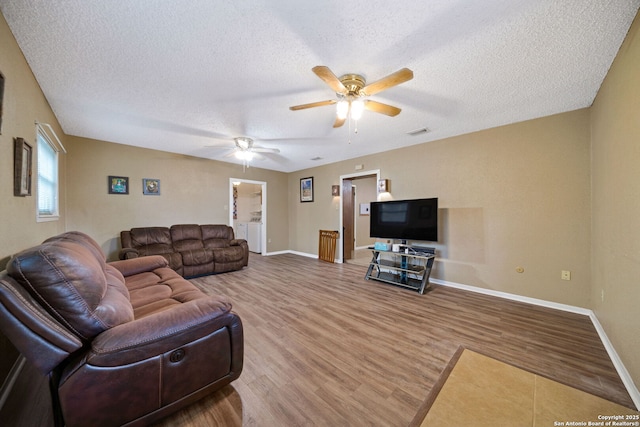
410,347,639,427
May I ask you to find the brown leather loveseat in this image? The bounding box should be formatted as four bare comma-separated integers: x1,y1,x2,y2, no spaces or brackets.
0,231,243,427
119,224,249,278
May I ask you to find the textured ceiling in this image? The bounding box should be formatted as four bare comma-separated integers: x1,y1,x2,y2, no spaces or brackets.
2,1,639,172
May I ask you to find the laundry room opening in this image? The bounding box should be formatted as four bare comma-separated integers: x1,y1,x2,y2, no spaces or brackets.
229,178,267,254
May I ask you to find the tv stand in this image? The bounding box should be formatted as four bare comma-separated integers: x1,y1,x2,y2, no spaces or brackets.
364,247,435,294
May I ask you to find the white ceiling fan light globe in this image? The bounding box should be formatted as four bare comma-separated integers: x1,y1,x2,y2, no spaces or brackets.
350,99,365,121
235,150,254,161
336,99,349,120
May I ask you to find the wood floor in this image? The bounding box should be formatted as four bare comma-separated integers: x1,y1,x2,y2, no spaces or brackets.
2,253,634,426
155,253,634,426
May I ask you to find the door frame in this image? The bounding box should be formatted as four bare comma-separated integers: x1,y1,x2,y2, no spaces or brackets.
229,178,267,255
338,169,380,263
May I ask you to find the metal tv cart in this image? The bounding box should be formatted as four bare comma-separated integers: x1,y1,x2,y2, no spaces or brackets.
364,246,435,294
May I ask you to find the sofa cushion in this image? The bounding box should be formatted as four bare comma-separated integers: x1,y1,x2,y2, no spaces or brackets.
126,267,212,319
129,227,174,256
202,225,233,249
7,235,134,341
212,246,245,263
202,224,233,240
171,224,205,251
181,248,215,266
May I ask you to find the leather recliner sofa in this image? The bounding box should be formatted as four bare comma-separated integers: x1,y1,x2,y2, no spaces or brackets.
0,231,243,427
120,224,249,278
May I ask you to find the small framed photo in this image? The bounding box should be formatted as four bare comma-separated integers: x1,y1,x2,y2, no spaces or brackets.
143,178,160,195
14,137,32,196
300,176,314,202
108,176,129,194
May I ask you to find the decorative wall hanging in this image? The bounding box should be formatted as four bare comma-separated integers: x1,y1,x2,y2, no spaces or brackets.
142,178,160,195
0,71,4,134
300,177,314,202
13,137,32,196
108,176,129,194
378,178,389,193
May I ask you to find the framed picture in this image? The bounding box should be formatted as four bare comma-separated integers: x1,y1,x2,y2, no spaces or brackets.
0,71,5,135
108,176,129,194
300,176,314,202
143,178,160,195
13,138,32,196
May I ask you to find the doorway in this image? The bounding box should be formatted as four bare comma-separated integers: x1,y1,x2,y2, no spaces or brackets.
339,169,380,263
228,178,267,254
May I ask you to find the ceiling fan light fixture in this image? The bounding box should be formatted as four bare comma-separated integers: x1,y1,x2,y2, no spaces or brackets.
234,137,253,150
336,99,349,120
235,150,254,161
350,99,365,121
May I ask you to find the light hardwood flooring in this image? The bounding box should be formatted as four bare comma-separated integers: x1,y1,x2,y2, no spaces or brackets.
2,253,634,426
156,253,635,426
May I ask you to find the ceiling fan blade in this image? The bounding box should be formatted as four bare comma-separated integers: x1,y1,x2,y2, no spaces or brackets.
224,149,238,158
252,147,280,154
360,68,413,96
333,116,346,128
312,66,348,94
290,99,336,111
365,100,402,117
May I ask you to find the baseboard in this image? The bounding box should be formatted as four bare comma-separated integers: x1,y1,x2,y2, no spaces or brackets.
264,250,325,260
588,313,640,410
430,278,592,316
431,278,640,410
0,355,26,412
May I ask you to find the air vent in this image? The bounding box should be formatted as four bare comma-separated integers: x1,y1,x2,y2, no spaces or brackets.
407,127,430,136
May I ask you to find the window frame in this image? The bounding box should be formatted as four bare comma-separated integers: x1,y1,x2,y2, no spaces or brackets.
36,126,60,222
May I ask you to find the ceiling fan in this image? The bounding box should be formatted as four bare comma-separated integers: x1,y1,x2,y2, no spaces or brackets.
207,136,280,170
290,66,414,128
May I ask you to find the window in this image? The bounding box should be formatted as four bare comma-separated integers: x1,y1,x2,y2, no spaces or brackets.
37,127,59,220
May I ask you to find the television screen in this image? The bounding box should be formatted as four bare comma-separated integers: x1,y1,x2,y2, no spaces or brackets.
370,198,438,242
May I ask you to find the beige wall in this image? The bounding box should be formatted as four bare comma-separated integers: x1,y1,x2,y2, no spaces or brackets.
65,136,289,260
590,13,640,389
0,13,67,268
290,109,592,307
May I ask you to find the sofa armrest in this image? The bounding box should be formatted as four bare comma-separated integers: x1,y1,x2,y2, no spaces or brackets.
108,255,169,277
85,297,239,366
118,248,139,260
230,239,247,247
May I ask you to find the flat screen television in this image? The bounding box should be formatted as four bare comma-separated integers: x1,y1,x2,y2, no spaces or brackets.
370,198,438,242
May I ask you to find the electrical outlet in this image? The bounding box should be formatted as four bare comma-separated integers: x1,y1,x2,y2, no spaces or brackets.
561,270,571,281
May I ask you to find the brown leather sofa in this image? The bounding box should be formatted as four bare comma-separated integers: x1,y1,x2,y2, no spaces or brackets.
119,224,249,278
0,231,243,427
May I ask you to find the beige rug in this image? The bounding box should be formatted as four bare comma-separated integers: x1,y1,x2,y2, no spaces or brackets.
410,347,639,427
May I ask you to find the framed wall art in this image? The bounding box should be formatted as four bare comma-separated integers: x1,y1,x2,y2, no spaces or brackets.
13,138,32,196
300,177,314,202
143,178,160,195
0,71,4,135
108,176,129,194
